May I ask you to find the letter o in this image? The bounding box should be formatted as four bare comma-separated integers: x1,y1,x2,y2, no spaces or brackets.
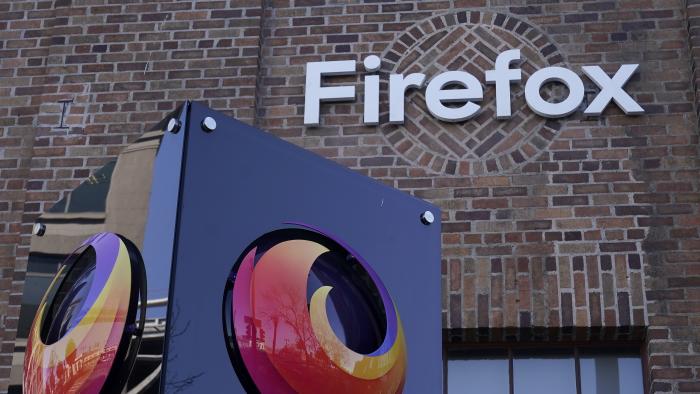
524,67,584,118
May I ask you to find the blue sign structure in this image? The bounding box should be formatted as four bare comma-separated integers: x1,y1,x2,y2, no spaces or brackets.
15,101,442,394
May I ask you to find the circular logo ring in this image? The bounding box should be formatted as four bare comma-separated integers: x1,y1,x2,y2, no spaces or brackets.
224,225,407,393
24,232,146,394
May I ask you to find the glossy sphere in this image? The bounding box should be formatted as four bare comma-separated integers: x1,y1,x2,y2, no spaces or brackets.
230,227,407,393
23,233,133,394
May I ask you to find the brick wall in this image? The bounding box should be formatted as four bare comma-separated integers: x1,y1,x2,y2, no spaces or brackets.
1,0,699,392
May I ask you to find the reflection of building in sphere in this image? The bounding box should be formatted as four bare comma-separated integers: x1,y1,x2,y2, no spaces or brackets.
11,114,180,394
224,228,407,393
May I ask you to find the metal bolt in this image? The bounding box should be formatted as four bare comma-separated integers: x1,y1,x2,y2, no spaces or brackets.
201,116,217,132
166,118,181,134
32,223,46,236
420,211,435,225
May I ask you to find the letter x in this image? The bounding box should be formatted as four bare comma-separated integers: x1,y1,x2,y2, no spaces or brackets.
582,64,644,116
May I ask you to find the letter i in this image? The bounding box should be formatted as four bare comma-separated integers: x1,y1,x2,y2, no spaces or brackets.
363,55,381,125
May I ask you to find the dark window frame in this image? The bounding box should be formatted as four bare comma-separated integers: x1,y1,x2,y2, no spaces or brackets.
445,340,648,394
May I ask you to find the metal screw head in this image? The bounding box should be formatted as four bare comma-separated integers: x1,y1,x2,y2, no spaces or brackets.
201,116,217,132
420,210,435,225
166,118,181,133
32,223,46,236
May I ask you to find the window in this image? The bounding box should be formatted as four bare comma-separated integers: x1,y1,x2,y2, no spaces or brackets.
579,348,644,394
447,344,644,394
448,349,510,394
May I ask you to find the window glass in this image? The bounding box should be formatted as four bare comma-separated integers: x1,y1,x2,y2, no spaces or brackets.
447,345,643,394
513,349,576,394
448,358,509,394
580,356,643,394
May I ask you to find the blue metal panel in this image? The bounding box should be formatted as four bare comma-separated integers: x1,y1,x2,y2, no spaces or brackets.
161,102,442,393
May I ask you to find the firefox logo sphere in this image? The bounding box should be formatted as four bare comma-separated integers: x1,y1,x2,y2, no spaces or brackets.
224,225,407,393
23,233,145,394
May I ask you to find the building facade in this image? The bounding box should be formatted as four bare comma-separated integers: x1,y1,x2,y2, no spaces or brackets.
1,0,699,392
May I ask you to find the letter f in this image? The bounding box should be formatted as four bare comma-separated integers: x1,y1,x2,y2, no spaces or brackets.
485,49,522,119
304,60,356,126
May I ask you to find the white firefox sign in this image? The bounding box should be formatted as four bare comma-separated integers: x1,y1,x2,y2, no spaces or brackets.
303,50,644,126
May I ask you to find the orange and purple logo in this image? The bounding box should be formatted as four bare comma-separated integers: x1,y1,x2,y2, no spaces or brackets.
225,225,407,393
24,233,144,394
